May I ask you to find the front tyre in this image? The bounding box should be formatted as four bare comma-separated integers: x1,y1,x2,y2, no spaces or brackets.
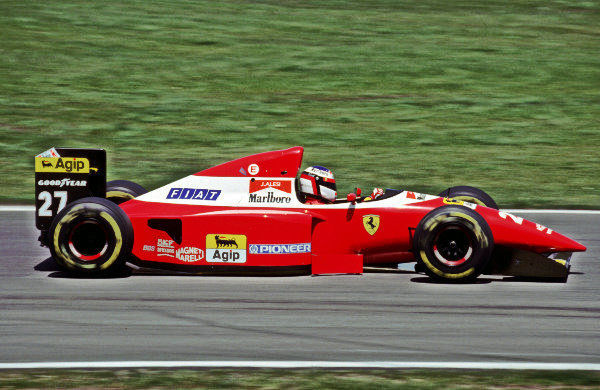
49,197,133,275
438,186,498,209
106,180,147,205
414,205,494,283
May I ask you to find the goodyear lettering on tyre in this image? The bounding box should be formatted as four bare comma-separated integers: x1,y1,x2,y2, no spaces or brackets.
448,211,488,247
206,234,247,263
419,249,475,279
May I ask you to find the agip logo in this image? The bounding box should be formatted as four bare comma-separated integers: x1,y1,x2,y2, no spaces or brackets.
206,234,247,263
35,157,90,173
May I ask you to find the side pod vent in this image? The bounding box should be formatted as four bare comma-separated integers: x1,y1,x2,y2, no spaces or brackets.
148,219,182,245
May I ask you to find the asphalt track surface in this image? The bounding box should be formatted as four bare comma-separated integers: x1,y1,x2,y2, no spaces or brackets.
1,209,599,365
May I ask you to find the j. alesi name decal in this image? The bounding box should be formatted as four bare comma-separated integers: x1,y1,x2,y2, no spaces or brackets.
166,188,221,201
248,180,292,204
206,234,247,263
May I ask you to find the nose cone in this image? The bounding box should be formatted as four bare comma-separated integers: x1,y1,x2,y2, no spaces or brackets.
477,208,587,253
563,236,587,252
556,233,586,252
517,224,586,253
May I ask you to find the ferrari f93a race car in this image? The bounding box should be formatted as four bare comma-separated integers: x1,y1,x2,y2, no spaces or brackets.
34,146,586,282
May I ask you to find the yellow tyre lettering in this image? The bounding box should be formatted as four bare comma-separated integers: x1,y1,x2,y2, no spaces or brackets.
451,196,486,207
98,211,122,270
447,211,489,247
420,250,474,279
53,206,85,270
420,250,443,276
107,190,134,200
425,211,488,246
422,214,448,232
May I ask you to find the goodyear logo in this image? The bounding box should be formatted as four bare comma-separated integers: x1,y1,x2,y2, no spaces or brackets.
249,243,311,255
35,157,90,173
206,234,247,263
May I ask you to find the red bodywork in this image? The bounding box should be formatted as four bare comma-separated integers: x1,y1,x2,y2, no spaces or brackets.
119,147,585,275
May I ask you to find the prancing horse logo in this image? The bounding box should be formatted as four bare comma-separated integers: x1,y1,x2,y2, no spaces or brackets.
362,214,380,235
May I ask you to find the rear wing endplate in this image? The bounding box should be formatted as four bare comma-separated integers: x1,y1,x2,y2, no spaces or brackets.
35,148,106,232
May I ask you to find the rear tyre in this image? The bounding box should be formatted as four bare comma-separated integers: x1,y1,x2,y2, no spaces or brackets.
414,205,494,283
438,185,498,209
49,197,133,275
106,180,147,204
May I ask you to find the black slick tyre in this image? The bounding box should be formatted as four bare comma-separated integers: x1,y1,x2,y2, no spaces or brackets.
106,180,147,204
438,186,498,209
413,205,494,283
49,197,134,275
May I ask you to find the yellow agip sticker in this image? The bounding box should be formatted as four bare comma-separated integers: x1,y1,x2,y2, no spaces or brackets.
206,234,247,263
35,157,90,173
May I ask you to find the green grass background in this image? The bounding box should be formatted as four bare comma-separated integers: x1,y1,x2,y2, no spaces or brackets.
1,0,599,207
1,369,599,389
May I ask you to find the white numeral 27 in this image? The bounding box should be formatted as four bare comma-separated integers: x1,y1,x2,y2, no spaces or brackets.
38,191,67,217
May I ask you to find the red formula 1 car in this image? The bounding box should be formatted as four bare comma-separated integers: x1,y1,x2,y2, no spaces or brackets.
35,146,586,282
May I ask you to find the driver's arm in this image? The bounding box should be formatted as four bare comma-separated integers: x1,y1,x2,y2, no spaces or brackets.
363,187,384,202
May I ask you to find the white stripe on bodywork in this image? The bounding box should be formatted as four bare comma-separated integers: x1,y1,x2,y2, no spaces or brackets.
135,176,438,209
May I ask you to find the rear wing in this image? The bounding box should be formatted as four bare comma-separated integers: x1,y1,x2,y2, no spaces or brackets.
35,148,107,234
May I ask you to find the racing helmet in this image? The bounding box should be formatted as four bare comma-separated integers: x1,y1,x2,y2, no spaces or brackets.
299,166,337,202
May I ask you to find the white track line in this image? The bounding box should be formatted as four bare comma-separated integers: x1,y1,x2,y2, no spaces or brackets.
0,205,35,211
0,361,599,370
1,205,600,214
503,209,600,214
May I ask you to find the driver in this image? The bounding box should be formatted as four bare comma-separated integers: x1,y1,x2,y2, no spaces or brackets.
299,166,337,204
298,166,386,204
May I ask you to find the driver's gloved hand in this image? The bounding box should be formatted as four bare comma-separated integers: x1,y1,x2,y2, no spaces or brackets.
364,187,384,201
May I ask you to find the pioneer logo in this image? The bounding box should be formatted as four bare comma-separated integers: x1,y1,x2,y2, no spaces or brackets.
249,243,311,254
